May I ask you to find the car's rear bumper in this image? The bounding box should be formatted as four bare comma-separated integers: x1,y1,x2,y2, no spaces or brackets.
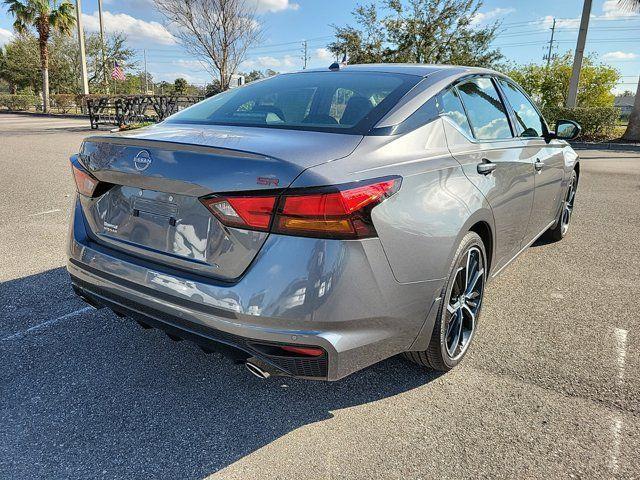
68,198,444,380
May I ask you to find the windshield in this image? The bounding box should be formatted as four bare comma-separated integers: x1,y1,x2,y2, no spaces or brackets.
166,71,420,135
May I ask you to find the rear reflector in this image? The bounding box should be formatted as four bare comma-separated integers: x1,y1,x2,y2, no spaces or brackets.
71,162,100,197
279,346,324,357
200,176,401,239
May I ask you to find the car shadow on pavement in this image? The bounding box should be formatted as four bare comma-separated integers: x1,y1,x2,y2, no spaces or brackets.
1,267,439,479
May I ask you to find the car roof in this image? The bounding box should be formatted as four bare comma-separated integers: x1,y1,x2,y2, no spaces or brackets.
299,63,497,78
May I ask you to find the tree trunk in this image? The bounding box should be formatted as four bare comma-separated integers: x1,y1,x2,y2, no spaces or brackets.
39,37,50,113
622,76,640,142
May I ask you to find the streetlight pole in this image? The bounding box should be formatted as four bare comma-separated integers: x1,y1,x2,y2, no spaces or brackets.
98,0,108,93
75,0,89,96
566,0,592,107
144,49,149,94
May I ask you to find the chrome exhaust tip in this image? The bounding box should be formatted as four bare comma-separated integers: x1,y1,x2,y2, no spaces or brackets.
245,359,272,379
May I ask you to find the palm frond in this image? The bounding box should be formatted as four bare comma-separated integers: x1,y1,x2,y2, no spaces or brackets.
49,1,76,35
619,0,640,12
4,1,36,32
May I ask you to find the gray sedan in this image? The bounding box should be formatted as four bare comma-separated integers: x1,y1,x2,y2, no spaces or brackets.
68,64,580,380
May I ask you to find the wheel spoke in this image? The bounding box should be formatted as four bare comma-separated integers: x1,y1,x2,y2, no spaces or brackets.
465,250,476,288
462,304,476,329
453,266,465,296
446,310,462,356
447,300,461,314
465,268,484,296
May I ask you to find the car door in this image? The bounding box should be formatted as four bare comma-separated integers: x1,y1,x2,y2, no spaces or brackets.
495,78,566,241
440,77,536,271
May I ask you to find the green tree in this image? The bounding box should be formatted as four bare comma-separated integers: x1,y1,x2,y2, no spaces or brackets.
86,32,136,94
4,0,76,112
204,80,221,97
507,53,620,116
174,77,188,94
0,32,40,93
242,69,279,83
329,0,502,67
244,70,264,83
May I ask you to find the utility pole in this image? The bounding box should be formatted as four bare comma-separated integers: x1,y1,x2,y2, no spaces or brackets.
75,0,89,95
301,40,309,69
144,49,149,94
567,0,592,107
98,0,108,93
545,18,556,68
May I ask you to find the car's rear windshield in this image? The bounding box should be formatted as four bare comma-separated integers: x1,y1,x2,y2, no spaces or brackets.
165,71,420,135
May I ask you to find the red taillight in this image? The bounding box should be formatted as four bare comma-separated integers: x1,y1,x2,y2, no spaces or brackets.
274,178,400,238
201,196,276,231
71,162,99,197
200,176,401,239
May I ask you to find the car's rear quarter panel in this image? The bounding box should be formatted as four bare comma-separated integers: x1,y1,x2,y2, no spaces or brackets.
295,118,494,284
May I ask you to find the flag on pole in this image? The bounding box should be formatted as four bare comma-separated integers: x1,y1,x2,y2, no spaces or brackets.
111,62,126,81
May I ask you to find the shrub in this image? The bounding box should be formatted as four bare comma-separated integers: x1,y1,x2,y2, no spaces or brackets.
0,94,37,111
51,93,76,113
543,106,620,141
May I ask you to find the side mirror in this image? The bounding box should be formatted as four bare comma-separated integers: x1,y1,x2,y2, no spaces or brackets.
554,119,581,140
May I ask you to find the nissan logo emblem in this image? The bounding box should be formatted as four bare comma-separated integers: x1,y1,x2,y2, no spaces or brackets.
133,150,152,171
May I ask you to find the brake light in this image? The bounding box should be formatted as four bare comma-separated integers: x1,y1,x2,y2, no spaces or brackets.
200,176,401,239
274,178,401,238
71,162,99,197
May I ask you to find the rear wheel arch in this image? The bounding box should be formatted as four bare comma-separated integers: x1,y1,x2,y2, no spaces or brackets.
469,221,493,276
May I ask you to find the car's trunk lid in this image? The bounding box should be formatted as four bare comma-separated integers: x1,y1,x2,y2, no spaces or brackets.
78,124,362,280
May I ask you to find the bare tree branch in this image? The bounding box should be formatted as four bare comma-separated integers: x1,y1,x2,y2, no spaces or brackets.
153,0,262,90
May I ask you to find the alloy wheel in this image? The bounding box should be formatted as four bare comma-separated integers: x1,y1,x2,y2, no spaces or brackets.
561,177,577,235
445,246,485,360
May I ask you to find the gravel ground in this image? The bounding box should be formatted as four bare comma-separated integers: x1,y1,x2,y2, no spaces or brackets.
1,114,639,479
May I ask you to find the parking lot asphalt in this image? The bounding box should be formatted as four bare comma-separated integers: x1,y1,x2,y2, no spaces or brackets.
1,113,639,479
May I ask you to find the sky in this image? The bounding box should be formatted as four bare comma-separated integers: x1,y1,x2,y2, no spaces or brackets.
0,0,639,94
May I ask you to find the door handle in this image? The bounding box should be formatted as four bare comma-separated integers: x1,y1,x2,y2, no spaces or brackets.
534,158,544,172
477,159,497,175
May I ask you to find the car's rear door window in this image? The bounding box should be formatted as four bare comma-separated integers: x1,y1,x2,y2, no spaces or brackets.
497,79,545,138
456,78,513,141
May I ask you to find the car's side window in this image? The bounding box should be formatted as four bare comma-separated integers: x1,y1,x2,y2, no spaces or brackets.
439,87,473,138
456,78,512,141
497,79,545,138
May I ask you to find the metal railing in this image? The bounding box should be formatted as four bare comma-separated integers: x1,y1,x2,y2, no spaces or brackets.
85,95,203,129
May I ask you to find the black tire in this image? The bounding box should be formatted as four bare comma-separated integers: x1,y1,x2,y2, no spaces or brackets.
404,231,487,371
544,170,578,242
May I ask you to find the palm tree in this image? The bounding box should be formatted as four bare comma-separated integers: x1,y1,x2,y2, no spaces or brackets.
4,0,75,113
620,0,640,141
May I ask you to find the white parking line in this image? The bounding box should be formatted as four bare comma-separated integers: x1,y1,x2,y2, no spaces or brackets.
1,306,94,341
610,417,623,475
614,327,628,384
28,208,61,217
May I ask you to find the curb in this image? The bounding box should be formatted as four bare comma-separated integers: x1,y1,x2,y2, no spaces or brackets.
570,141,640,152
0,110,89,120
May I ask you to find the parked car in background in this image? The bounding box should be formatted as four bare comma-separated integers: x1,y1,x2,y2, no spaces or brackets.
68,64,581,380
